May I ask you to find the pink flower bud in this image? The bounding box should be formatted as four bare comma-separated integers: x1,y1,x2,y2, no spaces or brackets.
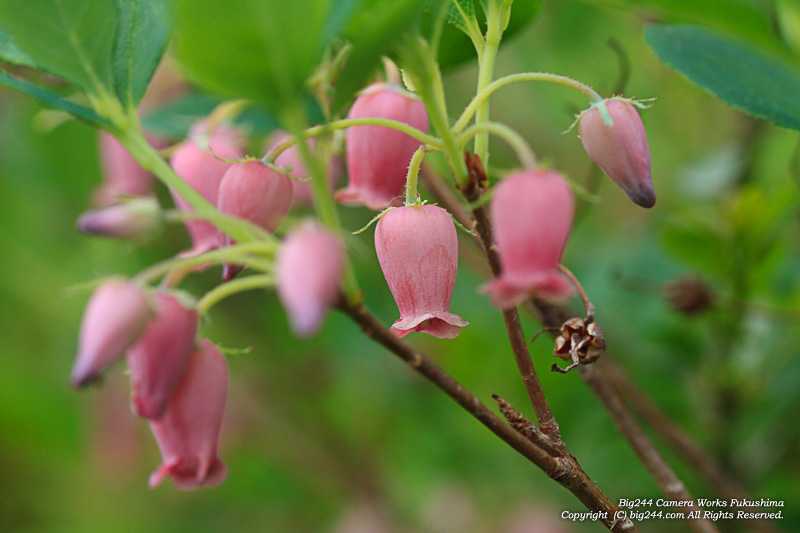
482,171,575,309
276,224,344,336
148,339,228,490
375,205,467,339
169,124,246,258
268,131,343,207
217,160,293,280
336,83,429,210
71,280,151,388
93,132,156,206
126,293,198,420
77,197,161,239
579,100,655,208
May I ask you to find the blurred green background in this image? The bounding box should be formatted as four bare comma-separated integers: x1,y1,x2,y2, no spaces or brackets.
1,1,799,532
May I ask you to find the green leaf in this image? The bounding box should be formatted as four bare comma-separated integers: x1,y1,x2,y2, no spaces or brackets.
0,0,117,95
582,0,777,50
645,25,800,131
173,0,337,118
445,0,476,33
331,0,429,113
141,93,280,138
111,0,171,108
0,70,109,127
434,0,540,71
0,25,35,67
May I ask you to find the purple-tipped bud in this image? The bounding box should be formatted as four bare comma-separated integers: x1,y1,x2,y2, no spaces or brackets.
94,132,157,206
169,124,246,258
77,197,161,240
71,280,151,388
482,171,575,309
268,131,343,207
375,205,468,339
126,293,198,420
148,339,228,490
579,100,655,208
276,224,344,336
336,83,429,210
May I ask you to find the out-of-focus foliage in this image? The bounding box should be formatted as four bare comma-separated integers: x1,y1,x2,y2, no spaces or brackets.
0,1,799,533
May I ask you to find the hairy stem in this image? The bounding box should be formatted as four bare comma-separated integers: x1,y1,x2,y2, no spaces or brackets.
197,274,274,314
454,72,603,134
405,146,427,205
264,117,441,163
457,121,537,169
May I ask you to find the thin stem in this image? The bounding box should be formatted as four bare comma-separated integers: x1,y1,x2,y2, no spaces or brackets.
264,117,442,163
473,0,502,166
457,121,537,169
337,298,639,533
197,274,274,314
163,209,276,244
117,127,257,245
454,72,603,134
134,242,274,285
580,364,720,533
282,103,360,303
405,146,427,205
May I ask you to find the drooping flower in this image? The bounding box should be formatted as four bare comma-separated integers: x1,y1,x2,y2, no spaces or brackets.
374,205,467,338
579,99,655,208
70,280,151,388
336,83,429,210
169,124,246,258
267,131,343,207
126,293,198,420
276,224,344,336
77,196,161,240
93,132,157,206
482,171,575,309
148,339,228,490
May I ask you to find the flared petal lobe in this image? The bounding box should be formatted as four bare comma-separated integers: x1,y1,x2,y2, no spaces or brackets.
336,83,429,210
375,205,467,339
148,339,228,490
579,100,655,208
71,280,151,388
483,171,575,309
126,293,198,420
169,125,246,258
276,224,344,336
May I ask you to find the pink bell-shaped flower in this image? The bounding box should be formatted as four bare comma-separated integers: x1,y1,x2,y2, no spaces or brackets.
169,124,246,258
77,196,161,240
126,293,198,420
93,132,157,206
483,171,575,309
268,131,343,207
579,99,655,208
374,205,467,339
148,339,228,490
276,224,344,336
70,280,151,388
336,83,429,210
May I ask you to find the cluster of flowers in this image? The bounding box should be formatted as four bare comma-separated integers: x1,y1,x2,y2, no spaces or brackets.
73,78,653,489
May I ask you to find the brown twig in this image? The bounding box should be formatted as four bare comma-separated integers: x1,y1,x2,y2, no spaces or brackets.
458,155,562,441
580,364,720,533
336,297,639,532
421,161,728,532
599,358,778,533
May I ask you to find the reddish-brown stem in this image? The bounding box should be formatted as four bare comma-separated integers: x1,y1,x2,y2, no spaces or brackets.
459,168,561,441
599,358,778,533
336,297,639,532
580,363,720,533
